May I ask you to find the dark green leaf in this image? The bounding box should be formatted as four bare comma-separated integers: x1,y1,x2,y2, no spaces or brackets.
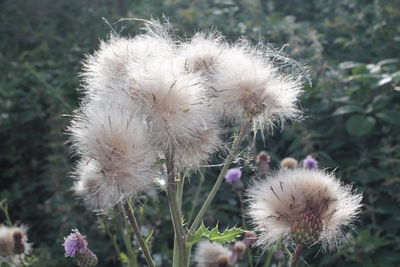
346,115,376,136
375,110,400,125
333,105,364,116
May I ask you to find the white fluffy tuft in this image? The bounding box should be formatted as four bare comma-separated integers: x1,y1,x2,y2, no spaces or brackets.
180,32,226,75
193,241,232,267
246,168,362,251
79,24,221,168
0,225,31,262
69,104,157,211
81,26,174,104
124,56,221,168
209,43,303,127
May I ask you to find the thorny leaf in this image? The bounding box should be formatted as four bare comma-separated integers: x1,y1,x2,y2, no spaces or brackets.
188,223,246,246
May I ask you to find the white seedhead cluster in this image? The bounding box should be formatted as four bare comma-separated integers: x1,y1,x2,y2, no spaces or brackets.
68,21,303,211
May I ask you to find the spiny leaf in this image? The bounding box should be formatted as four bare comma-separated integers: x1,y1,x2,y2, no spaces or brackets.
188,223,246,246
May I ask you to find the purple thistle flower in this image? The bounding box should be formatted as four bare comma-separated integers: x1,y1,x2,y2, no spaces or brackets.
63,229,88,257
225,168,242,184
303,155,318,170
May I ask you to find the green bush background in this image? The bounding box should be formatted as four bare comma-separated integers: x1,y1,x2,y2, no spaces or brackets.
1,0,399,266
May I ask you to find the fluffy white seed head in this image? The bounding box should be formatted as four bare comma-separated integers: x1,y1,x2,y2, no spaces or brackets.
125,57,221,168
80,23,220,168
194,241,232,267
69,104,157,211
209,42,303,128
180,32,226,75
81,23,174,103
0,225,31,258
246,168,362,251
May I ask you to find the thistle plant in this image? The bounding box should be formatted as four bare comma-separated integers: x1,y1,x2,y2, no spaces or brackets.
63,229,98,267
0,200,32,266
302,155,318,170
247,168,362,266
67,19,362,266
0,225,31,265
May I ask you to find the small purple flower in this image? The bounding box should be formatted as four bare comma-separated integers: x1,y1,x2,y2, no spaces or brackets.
303,155,318,170
225,168,242,184
63,229,88,257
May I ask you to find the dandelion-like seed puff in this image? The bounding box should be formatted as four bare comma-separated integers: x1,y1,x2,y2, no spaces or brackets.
69,104,157,210
180,32,226,75
194,241,232,267
208,41,303,129
81,21,174,103
0,225,31,263
80,22,220,169
180,32,303,132
124,56,221,168
247,168,362,251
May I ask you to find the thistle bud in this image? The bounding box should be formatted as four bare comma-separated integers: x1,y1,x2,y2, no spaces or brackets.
225,168,243,189
280,157,298,169
0,225,31,259
194,241,232,267
232,241,247,259
242,231,257,246
303,155,318,170
76,249,98,267
256,151,270,174
63,229,98,267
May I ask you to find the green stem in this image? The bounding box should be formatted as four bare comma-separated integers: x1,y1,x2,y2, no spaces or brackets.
189,117,251,233
187,173,204,225
177,174,185,212
121,227,137,267
237,191,254,267
173,174,185,267
101,218,122,261
165,152,187,267
122,201,155,267
290,245,303,267
172,237,179,267
0,202,13,227
264,247,275,267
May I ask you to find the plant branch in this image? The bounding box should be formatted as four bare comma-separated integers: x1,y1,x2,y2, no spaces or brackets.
290,245,303,267
187,173,204,224
189,117,251,233
122,201,155,267
165,152,187,267
101,218,122,262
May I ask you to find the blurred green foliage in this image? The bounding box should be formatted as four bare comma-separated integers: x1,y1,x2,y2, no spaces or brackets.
0,0,399,266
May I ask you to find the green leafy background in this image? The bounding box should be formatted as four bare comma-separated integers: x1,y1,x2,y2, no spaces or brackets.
1,0,399,266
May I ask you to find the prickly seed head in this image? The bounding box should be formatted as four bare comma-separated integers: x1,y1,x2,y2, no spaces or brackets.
77,249,98,267
290,207,323,247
